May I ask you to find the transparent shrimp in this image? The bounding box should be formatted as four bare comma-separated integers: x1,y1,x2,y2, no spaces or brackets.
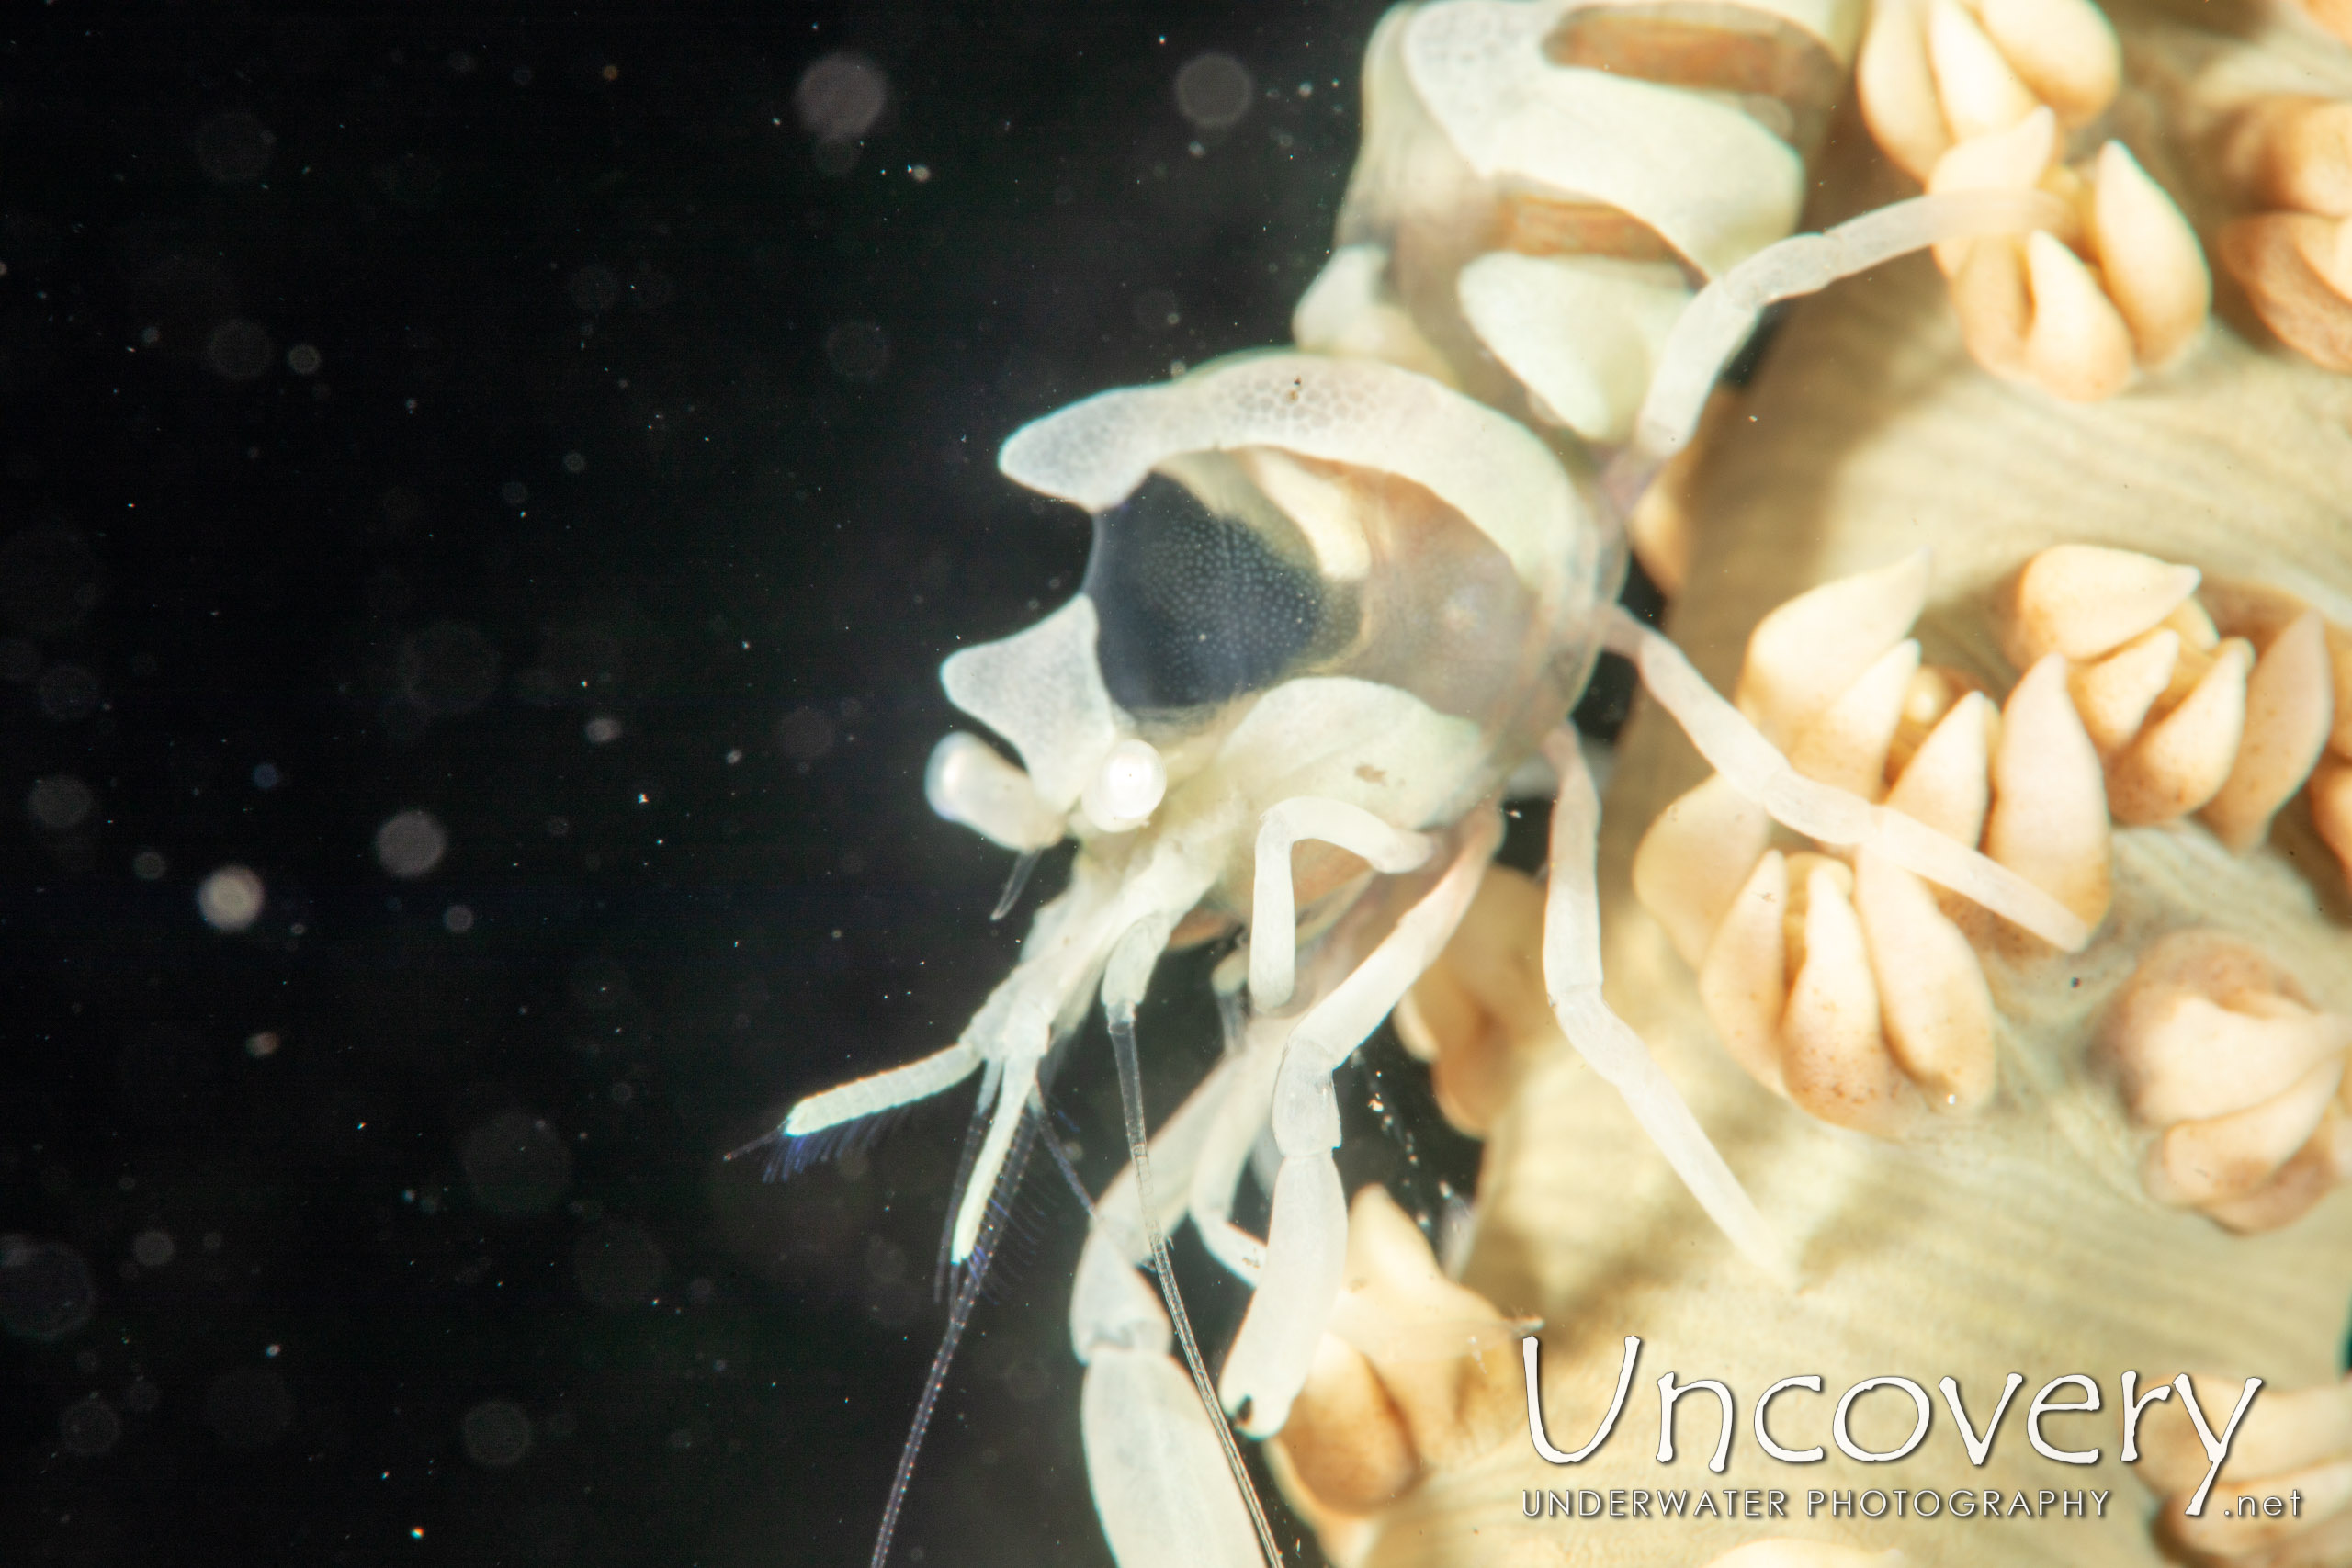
739,4,2094,1563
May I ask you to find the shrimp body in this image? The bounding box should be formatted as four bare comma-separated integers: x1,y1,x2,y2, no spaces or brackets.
763,5,2098,1565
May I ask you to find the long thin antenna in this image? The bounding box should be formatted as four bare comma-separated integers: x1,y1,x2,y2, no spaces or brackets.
930,1070,996,1302
870,1104,1037,1568
1036,1111,1097,1217
1108,1006,1285,1568
990,848,1043,921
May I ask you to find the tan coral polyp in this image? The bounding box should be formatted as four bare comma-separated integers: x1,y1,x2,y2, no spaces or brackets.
1976,0,2118,128
2202,611,2335,852
1272,1333,1419,1515
1734,550,1928,748
1984,654,2112,929
2106,638,2253,826
1926,0,2040,141
2222,96,2352,220
1780,859,1920,1136
2144,1057,2345,1208
2103,931,2352,1226
2090,141,2210,367
1883,688,1994,845
1271,1186,1521,1532
1857,0,1951,181
1631,774,1773,972
1785,637,1920,800
2313,754,2352,882
2069,629,2179,756
1996,544,2200,668
2221,213,2352,375
1697,848,1793,1095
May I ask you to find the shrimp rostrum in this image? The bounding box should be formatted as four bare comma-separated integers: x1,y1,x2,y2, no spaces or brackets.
759,2,2098,1563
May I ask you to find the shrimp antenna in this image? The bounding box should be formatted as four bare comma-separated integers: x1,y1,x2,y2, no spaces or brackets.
1600,186,2073,516
1102,942,1286,1568
869,1098,1038,1568
929,1067,998,1302
1035,1101,1098,1218
724,1102,910,1183
989,847,1044,921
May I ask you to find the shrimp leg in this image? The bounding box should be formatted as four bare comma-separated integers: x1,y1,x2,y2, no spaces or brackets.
1218,807,1501,1438
1247,797,1435,1012
1537,728,1794,1284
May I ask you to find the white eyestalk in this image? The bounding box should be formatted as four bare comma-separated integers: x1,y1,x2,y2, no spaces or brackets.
1081,739,1168,834
924,731,1066,852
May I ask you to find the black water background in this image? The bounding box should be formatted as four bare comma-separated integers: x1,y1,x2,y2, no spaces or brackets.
0,5,1411,1565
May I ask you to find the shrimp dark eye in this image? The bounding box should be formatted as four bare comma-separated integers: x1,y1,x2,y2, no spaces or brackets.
1082,473,1332,715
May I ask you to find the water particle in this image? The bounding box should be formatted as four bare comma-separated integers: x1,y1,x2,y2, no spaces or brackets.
59,1394,121,1456
286,343,322,376
36,661,102,721
27,773,95,831
130,1230,175,1269
0,1237,97,1340
570,954,630,1011
206,319,275,382
1175,52,1253,130
132,850,166,880
1132,288,1181,332
374,152,443,208
375,810,448,879
398,622,500,715
794,51,888,142
443,904,474,933
823,321,889,382
460,1399,534,1467
0,528,104,635
197,865,266,931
